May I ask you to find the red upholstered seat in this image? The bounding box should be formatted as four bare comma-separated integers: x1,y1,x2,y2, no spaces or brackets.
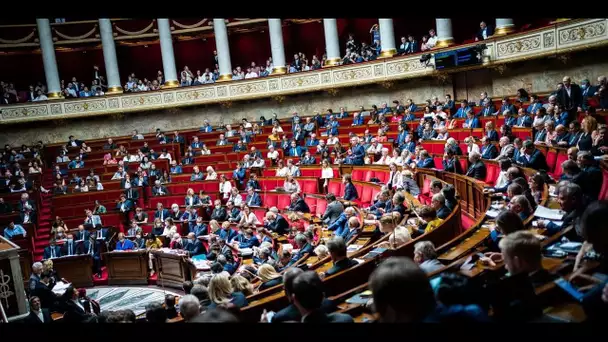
277,194,291,210
363,170,374,182
252,209,266,223
470,129,483,138
484,163,500,187
314,197,328,217
304,197,317,214
360,185,374,206
545,149,558,173
374,170,390,183
262,193,278,208
262,169,275,177
552,152,568,179
352,169,366,182
300,179,319,194
459,158,468,173
354,184,363,200
328,180,343,196
434,157,444,170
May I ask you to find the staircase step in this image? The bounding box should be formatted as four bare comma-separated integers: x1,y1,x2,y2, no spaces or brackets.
37,234,50,240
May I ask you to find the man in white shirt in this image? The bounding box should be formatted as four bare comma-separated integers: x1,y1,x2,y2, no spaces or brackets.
252,156,265,168
26,296,52,323
245,68,258,79
366,138,383,154
267,145,279,163
426,29,438,49
33,90,48,102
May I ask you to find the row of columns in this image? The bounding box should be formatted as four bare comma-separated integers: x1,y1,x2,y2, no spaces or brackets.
35,18,516,98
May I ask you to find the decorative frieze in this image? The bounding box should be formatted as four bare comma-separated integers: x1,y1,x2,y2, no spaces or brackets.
1,19,606,124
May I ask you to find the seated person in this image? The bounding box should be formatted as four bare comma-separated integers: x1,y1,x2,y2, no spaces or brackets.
115,232,135,251
257,264,284,291
289,271,353,322
287,193,310,213
414,206,443,237
465,152,487,180
536,183,585,238
264,211,289,235
342,174,359,201
3,221,26,240
509,194,533,222
413,241,443,274
323,236,359,277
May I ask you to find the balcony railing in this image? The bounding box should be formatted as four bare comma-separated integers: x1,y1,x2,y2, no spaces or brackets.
1,18,607,124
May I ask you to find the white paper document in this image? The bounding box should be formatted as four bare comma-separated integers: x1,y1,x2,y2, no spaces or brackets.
533,205,565,221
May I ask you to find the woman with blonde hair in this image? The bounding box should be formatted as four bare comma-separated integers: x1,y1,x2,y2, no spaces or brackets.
257,263,283,291
208,220,222,235
275,159,289,177
578,116,597,151
205,166,217,180
238,204,261,226
365,212,411,249
321,159,334,192
464,136,480,155
219,174,232,199
230,274,254,296
283,175,301,193
207,273,249,308
200,144,211,155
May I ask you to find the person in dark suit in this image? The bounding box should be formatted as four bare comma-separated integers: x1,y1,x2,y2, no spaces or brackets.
210,199,228,221
61,285,94,323
152,180,169,196
60,234,77,256
556,76,583,124
264,211,289,235
324,237,359,277
74,224,90,243
244,187,262,206
480,137,499,159
442,149,463,174
31,272,60,311
321,193,345,225
431,193,452,219
184,233,207,256
268,268,337,323
287,233,315,267
416,150,435,168
24,296,53,324
43,239,62,260
124,186,139,202
116,194,133,213
515,140,549,171
342,174,359,201
348,137,366,165
576,151,603,201
287,193,310,213
154,203,171,221
476,21,494,41
291,271,354,323
466,152,487,180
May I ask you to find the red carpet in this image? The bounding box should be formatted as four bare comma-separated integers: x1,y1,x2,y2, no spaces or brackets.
93,267,109,286
34,169,55,261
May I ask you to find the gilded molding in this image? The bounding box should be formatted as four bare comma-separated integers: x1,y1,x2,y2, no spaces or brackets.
1,19,607,125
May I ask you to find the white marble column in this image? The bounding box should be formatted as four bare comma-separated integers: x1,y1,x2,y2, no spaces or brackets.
495,19,515,36
98,19,122,94
268,19,286,74
9,255,26,316
322,19,341,67
435,19,455,48
378,19,396,58
213,18,233,81
35,19,62,99
157,19,178,87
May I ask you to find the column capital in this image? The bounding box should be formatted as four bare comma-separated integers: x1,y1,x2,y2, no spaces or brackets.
494,19,516,36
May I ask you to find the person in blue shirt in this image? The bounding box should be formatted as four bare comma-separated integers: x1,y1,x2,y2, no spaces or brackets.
3,221,26,240
326,116,340,136
327,207,356,237
347,137,366,166
181,206,198,232
480,137,499,159
352,112,365,126
218,221,238,242
526,94,542,115
305,133,320,147
114,233,135,251
67,156,84,169
515,108,533,127
233,162,246,187
190,166,205,181
312,112,325,127
402,134,416,153
463,110,480,128
416,150,435,168
170,160,182,174
232,140,247,152
246,174,261,191
287,141,304,157
378,102,392,115
244,187,262,206
485,122,499,141
403,111,416,122
480,98,496,116
503,111,518,127
233,227,260,249
342,174,359,201
200,120,213,132
191,217,208,236
499,97,517,116
453,100,470,119
336,107,349,119
396,125,409,147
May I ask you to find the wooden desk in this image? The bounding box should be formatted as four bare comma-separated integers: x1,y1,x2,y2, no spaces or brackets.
106,250,149,285
153,250,191,289
52,254,93,288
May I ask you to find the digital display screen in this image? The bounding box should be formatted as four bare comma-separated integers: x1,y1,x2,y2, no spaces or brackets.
434,46,483,70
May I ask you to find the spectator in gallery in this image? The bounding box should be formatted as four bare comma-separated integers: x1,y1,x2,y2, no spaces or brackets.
476,21,494,41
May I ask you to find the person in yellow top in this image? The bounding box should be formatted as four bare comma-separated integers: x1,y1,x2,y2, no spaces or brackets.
145,233,164,276
414,206,444,237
